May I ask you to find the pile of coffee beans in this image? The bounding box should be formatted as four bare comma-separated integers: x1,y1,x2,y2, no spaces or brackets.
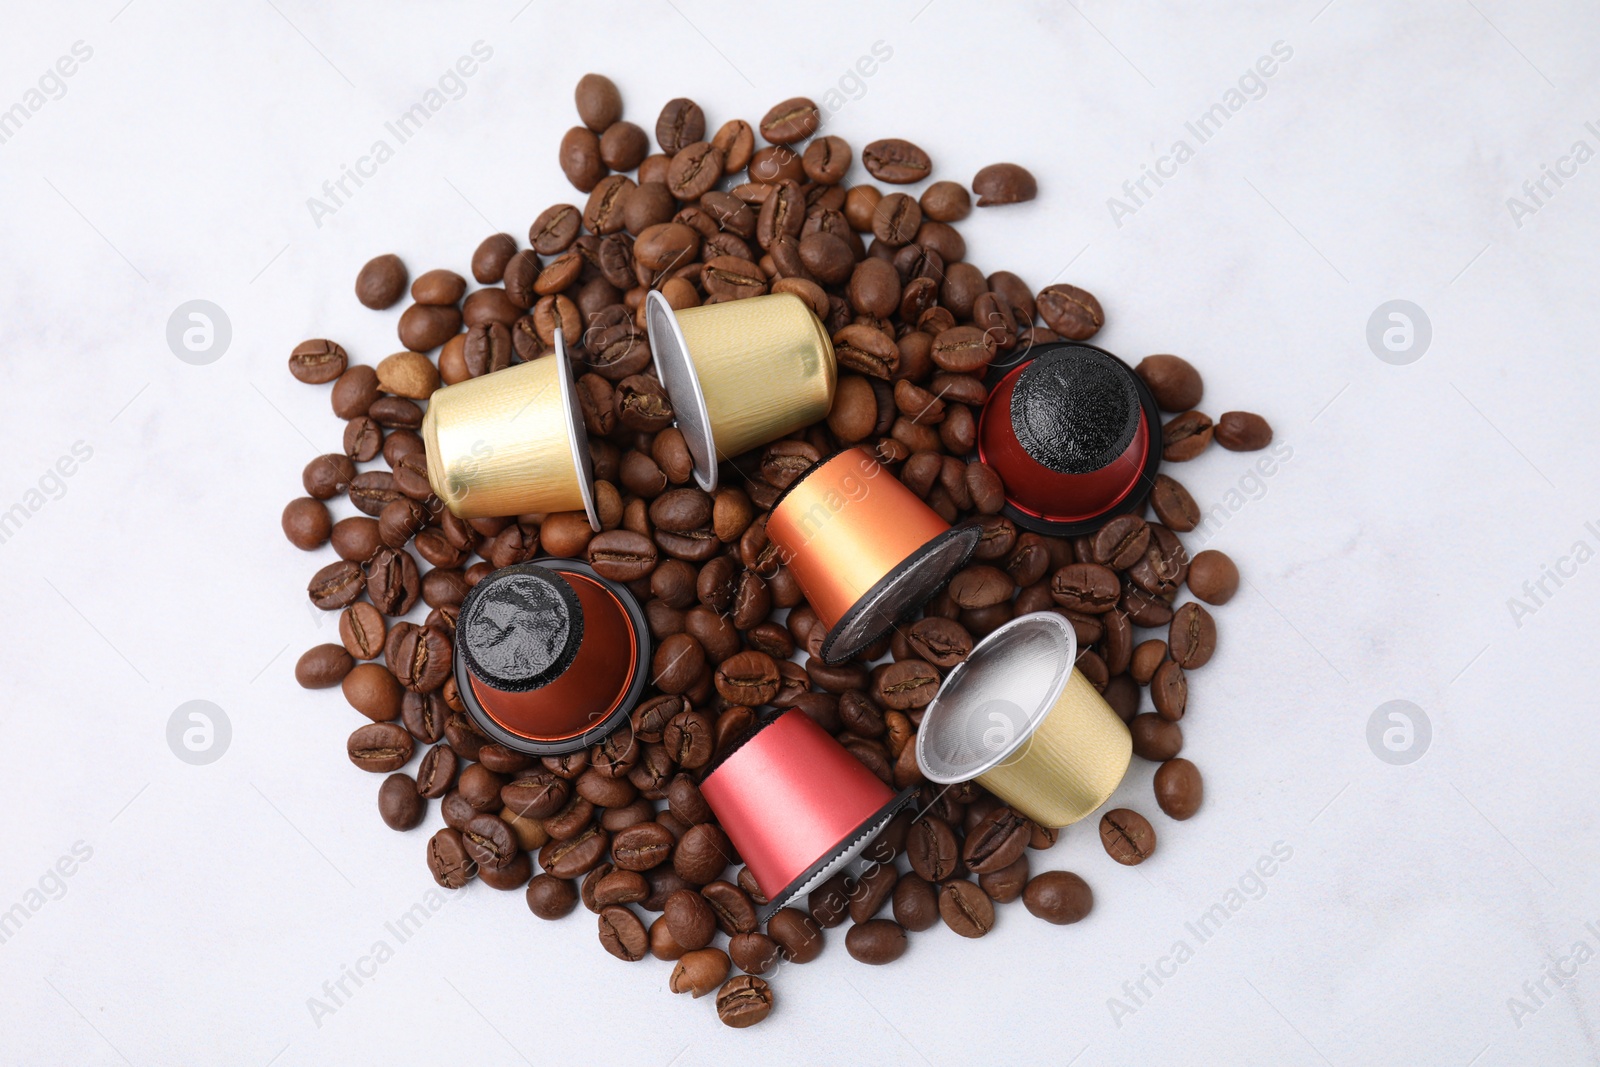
284,74,1270,1028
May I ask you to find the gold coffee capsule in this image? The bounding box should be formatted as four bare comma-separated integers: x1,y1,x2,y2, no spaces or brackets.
646,290,836,491
916,611,1132,828
420,331,599,528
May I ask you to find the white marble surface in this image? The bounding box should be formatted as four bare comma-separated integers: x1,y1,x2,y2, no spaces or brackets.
2,1,1598,1063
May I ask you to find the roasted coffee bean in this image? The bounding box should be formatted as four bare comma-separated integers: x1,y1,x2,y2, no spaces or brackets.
296,643,354,689
401,691,448,744
501,772,569,820
456,762,507,812
713,650,780,707
862,138,931,183
947,564,1014,610
598,904,649,961
1130,713,1183,761
388,623,451,694
378,773,424,830
1135,354,1202,412
979,854,1030,903
600,120,649,171
612,822,675,872
1168,601,1217,668
716,974,773,1029
593,868,650,908
1091,515,1151,570
1152,660,1188,721
1214,410,1274,452
588,529,658,581
1023,871,1093,924
541,825,610,879
963,807,1031,874
833,323,900,379
659,707,712,769
843,862,897,925
906,816,959,882
904,616,972,669
303,453,355,501
650,488,712,533
338,602,387,661
1100,808,1156,865
673,822,732,885
330,365,381,421
729,932,780,976
664,888,718,950
416,744,459,800
767,907,823,963
289,338,348,383
938,879,995,938
845,919,908,965
656,98,705,154
1036,283,1103,340
559,125,606,192
462,812,517,869
308,560,364,610
670,947,731,998
872,659,940,710
892,873,939,931
1187,549,1239,605
1150,474,1201,532
1050,563,1120,613
348,722,414,772
1160,409,1216,465
972,162,1037,206
702,879,758,935
526,873,579,919
282,497,332,551
667,142,724,200
363,547,420,616
574,72,622,130
427,828,474,888
1154,758,1203,820
919,179,971,222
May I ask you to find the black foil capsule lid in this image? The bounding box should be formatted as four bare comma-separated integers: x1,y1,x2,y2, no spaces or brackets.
457,563,584,693
1011,347,1141,475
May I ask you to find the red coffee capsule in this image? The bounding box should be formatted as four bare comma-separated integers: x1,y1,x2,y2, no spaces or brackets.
978,343,1163,535
453,559,649,755
699,710,915,922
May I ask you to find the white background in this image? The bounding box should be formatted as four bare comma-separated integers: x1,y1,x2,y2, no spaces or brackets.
2,1,1597,1064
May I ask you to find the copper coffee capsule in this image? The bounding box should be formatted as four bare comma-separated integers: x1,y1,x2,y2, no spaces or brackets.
917,611,1132,828
645,290,836,491
978,342,1162,535
765,446,980,665
453,558,649,755
420,330,599,527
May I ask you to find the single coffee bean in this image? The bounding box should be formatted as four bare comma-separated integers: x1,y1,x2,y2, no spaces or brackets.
462,812,518,869
846,919,908,965
702,879,758,935
766,907,824,963
348,722,414,773
598,904,649,961
339,601,387,660
715,974,773,1029
1151,660,1188,721
1130,640,1167,686
288,338,348,384
282,497,331,550
1050,563,1120,613
1091,515,1151,570
295,643,353,688
342,416,382,462
670,947,732,998
368,396,424,431
655,98,705,154
872,659,940,710
674,823,732,885
378,773,424,831
1168,601,1217,668
972,162,1037,205
963,806,1031,874
1022,871,1093,924
540,825,609,878
892,873,939,931
664,888,718,950
938,879,995,938
946,564,1014,609
1036,283,1103,340
587,529,658,582
593,868,650,908
426,828,474,888
559,125,606,192
574,72,622,131
1153,758,1204,820
456,762,507,812
713,650,780,707
920,180,971,221
612,822,675,871
979,854,1030,903
330,364,380,419
1135,354,1203,412
1149,474,1201,532
1187,549,1239,605
729,932,780,976
416,745,458,799
601,120,650,171
906,816,959,882
303,453,355,500
470,233,517,283
308,560,365,610
1099,808,1156,865
364,546,421,616
1162,410,1214,461
1130,713,1183,761
397,303,462,352
862,138,931,183
388,623,451,693
376,350,439,399
343,663,404,721
526,873,578,919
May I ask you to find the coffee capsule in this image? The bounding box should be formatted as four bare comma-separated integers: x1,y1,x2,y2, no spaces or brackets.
978,342,1162,535
916,611,1131,828
646,290,836,492
453,558,649,756
699,709,916,922
765,446,980,665
420,330,599,527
